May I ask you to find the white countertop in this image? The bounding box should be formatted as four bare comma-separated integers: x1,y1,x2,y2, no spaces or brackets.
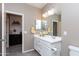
34,34,62,43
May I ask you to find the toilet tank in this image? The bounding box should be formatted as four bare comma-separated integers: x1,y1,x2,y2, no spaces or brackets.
69,45,79,56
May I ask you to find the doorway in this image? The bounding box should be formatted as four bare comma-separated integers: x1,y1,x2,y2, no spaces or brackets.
5,11,24,56
53,22,57,36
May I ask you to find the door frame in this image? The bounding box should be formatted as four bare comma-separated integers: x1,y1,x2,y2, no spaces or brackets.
4,10,24,54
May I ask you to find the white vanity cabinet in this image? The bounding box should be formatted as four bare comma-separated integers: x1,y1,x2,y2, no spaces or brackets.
34,35,61,56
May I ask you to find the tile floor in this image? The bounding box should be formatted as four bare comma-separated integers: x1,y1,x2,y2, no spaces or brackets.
6,44,40,56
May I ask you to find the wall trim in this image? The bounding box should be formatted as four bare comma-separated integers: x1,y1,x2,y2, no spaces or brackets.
23,49,34,53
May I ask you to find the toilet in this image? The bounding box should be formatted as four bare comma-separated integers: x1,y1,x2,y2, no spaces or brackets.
69,45,79,56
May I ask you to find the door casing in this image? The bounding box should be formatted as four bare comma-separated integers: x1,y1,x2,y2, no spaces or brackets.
4,10,24,55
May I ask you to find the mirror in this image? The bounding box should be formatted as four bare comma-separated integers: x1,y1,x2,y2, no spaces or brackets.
51,14,61,36
42,14,61,36
36,20,41,30
35,19,48,35
35,19,48,31
34,14,61,36
41,20,47,31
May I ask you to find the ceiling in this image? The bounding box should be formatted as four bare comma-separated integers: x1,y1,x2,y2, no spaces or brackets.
27,3,47,9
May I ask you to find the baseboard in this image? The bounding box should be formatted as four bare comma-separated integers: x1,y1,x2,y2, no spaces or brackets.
23,49,34,53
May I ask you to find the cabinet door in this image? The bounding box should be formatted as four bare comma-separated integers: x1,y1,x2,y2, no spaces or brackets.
34,37,41,55
51,42,61,56
40,45,56,56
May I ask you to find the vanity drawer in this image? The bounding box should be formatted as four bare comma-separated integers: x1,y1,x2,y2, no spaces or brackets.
41,45,57,56
35,37,61,50
50,42,61,51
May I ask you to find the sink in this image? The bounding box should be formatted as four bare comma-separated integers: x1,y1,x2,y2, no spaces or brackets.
34,34,62,43
42,36,61,43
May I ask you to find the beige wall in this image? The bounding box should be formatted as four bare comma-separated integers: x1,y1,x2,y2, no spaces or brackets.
4,3,41,51
61,3,79,56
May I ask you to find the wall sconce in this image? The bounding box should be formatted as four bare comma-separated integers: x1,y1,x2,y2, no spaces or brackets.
48,8,55,16
31,26,36,34
42,8,55,18
42,12,48,18
48,27,51,33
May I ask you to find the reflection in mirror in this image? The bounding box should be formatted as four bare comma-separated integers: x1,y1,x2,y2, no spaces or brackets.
53,21,57,36
36,19,41,30
51,14,61,36
34,14,61,37
42,14,61,36
35,19,48,36
41,20,47,31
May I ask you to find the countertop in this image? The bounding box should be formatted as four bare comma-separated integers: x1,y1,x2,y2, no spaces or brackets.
34,34,62,43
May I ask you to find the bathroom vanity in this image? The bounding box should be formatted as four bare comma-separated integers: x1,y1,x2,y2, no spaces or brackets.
34,35,61,56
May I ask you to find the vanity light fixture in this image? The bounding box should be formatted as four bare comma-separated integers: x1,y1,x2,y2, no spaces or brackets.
48,8,55,16
31,26,36,33
42,12,48,18
42,8,55,18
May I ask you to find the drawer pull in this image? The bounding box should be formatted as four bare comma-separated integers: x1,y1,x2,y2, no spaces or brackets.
51,48,57,52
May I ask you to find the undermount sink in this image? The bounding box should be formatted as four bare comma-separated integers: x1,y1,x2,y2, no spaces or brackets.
34,34,62,43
